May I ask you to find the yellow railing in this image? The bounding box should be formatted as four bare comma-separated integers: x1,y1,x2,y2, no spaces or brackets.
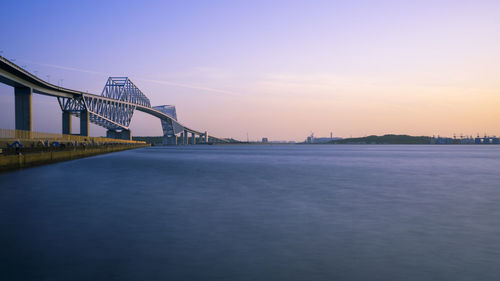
0,129,145,144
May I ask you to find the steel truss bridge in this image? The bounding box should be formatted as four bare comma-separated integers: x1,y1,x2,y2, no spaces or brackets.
0,56,229,144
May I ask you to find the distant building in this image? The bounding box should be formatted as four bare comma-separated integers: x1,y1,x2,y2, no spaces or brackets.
459,137,475,144
262,137,269,143
475,137,500,144
306,132,342,144
430,136,455,144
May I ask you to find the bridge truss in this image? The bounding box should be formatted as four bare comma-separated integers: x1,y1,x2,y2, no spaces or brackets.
58,77,150,131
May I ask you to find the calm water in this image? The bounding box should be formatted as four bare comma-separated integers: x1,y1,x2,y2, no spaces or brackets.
1,145,500,281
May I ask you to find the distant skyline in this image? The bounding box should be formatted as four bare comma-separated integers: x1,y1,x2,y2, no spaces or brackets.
1,0,499,141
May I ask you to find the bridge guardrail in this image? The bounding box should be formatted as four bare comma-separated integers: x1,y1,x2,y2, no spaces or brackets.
0,129,145,144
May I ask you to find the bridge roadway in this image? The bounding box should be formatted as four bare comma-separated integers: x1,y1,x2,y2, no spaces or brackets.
0,56,228,144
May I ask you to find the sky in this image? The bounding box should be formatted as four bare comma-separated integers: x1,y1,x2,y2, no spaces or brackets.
1,0,499,141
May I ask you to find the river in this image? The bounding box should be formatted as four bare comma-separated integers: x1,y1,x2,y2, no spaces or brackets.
1,145,500,281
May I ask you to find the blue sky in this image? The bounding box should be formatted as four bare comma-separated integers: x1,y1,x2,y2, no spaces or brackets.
1,0,500,140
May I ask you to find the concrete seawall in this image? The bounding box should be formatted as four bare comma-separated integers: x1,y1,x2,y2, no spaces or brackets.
0,143,150,172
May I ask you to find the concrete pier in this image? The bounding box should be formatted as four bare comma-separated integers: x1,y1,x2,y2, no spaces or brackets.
191,133,196,144
106,129,132,141
120,129,131,141
80,110,89,137
15,87,32,132
163,135,177,145
62,111,72,135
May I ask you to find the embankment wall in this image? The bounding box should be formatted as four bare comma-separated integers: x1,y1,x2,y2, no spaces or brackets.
0,144,149,172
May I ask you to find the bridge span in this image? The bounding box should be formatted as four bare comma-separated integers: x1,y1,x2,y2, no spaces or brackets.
0,56,229,145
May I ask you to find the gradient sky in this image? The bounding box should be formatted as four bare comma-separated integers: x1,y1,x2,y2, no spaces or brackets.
1,0,499,141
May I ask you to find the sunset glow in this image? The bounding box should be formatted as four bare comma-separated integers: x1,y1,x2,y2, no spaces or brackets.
1,0,499,141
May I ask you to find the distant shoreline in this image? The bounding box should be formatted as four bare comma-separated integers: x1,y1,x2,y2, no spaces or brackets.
330,134,431,145
134,134,499,145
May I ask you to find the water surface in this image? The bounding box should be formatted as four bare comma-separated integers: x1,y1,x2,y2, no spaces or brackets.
1,145,500,281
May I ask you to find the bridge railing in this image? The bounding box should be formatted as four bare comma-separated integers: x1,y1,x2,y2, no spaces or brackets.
0,129,145,144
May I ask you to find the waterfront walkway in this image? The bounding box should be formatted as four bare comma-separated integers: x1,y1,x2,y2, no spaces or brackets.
0,129,149,171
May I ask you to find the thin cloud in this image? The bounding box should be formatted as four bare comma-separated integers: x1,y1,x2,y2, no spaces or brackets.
22,60,239,96
136,78,239,96
21,60,108,76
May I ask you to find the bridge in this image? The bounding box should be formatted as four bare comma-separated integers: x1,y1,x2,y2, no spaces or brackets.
0,56,229,145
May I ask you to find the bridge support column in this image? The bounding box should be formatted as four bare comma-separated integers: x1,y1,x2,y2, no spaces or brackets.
184,130,188,145
80,110,89,137
62,111,72,135
106,130,116,139
163,136,177,145
15,87,32,133
204,131,208,143
158,117,178,145
120,129,131,141
191,133,196,145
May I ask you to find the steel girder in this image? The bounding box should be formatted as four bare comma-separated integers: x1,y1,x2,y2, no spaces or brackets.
57,96,86,113
101,77,151,107
153,105,177,120
57,95,134,130
82,95,135,130
57,77,151,131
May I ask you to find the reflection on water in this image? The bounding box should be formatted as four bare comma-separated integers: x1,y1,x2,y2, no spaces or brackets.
1,145,500,281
